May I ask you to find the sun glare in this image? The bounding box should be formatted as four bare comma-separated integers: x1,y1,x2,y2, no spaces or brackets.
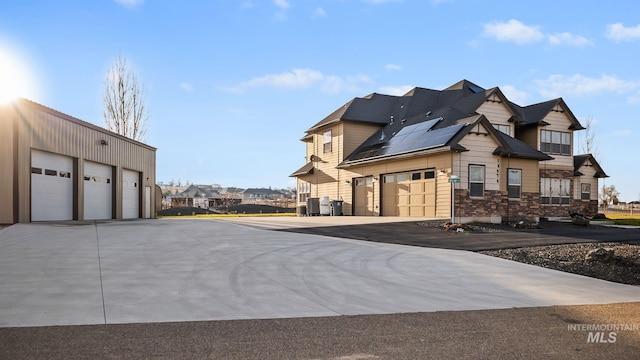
0,42,35,104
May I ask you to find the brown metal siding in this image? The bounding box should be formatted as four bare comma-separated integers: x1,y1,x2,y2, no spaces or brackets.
0,106,16,224
3,99,156,223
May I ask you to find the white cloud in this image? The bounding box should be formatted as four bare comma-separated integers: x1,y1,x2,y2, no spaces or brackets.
311,7,327,19
482,19,544,45
363,0,403,3
535,74,639,98
611,129,633,137
548,32,592,47
483,19,590,47
179,83,193,91
114,0,143,9
384,64,402,71
500,85,529,105
223,68,371,94
606,22,640,42
273,0,290,10
378,85,413,96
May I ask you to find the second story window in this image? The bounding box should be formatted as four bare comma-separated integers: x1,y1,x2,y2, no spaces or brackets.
494,124,511,136
541,129,571,155
323,130,332,153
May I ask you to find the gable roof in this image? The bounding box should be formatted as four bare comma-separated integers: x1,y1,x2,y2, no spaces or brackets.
177,184,221,198
509,98,584,130
574,154,608,178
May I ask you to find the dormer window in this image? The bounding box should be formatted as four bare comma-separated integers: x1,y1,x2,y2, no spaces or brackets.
540,129,571,155
494,124,511,136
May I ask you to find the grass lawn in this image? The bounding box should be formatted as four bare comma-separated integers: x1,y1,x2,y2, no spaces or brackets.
158,213,296,219
597,213,640,226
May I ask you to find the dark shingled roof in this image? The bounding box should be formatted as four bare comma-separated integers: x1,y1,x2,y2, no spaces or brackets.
508,98,584,130
289,162,314,177
574,154,608,178
295,79,581,170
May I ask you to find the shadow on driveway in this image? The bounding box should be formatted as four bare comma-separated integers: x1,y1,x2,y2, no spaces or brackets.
277,221,640,251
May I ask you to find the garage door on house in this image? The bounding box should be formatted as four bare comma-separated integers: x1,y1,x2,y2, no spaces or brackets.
122,169,140,219
353,176,374,216
382,169,436,217
84,161,113,220
31,150,74,221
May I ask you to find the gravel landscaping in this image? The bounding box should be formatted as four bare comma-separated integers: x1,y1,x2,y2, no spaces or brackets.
419,220,640,286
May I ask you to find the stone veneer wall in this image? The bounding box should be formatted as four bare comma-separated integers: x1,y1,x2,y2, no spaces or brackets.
539,168,574,218
454,189,540,221
570,199,599,217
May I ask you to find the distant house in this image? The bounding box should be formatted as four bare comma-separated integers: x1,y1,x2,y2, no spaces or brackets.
170,184,221,208
241,188,286,203
169,184,243,208
290,79,607,222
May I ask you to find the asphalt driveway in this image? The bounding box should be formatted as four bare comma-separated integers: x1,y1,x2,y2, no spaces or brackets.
1,219,640,328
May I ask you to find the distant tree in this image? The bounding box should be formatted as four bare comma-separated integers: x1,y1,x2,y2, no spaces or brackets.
103,56,149,141
599,185,620,212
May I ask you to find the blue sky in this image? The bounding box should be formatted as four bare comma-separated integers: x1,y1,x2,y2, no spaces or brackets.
1,0,639,201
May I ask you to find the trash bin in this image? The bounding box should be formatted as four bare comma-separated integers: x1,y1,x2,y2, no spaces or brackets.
297,205,307,217
319,196,331,216
330,200,343,216
307,198,320,216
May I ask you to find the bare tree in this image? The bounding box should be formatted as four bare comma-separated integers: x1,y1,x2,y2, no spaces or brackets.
103,56,148,141
599,185,619,213
579,116,598,156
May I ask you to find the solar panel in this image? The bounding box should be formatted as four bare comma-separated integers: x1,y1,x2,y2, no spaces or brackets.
346,119,464,162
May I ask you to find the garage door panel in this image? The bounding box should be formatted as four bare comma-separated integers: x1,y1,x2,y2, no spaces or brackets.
84,162,113,220
384,169,438,218
31,150,73,221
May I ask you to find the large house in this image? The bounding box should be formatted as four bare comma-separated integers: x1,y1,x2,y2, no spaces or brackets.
0,98,157,224
290,80,607,222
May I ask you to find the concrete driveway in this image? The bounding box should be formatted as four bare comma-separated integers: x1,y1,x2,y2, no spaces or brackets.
1,218,640,328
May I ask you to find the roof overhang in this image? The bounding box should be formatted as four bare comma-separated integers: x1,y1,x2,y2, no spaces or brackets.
337,146,453,169
289,162,315,177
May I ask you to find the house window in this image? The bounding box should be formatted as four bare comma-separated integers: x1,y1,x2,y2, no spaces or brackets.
323,130,332,153
581,183,591,200
424,170,435,179
298,181,311,203
541,178,571,205
411,172,421,181
469,165,485,198
540,130,571,155
507,169,521,199
396,173,407,182
384,175,395,183
494,124,511,136
355,178,365,186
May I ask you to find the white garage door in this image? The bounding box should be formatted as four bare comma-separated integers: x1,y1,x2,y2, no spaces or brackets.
122,169,140,219
31,150,73,221
84,161,113,220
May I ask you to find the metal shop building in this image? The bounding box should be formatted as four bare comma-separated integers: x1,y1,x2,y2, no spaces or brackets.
0,98,156,224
